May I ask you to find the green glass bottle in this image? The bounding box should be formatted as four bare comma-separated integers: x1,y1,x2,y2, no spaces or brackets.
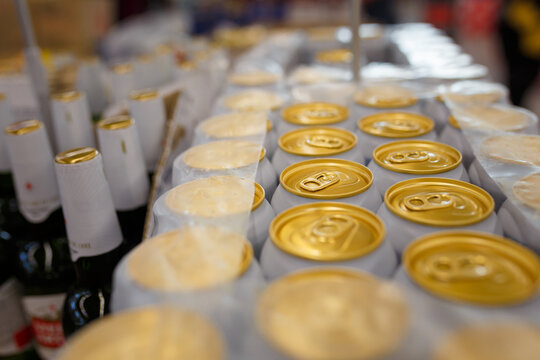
96,115,150,249
54,147,125,338
4,120,74,360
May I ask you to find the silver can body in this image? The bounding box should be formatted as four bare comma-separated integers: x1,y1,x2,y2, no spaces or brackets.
271,144,365,174
367,159,469,196
393,266,540,323
421,98,450,134
260,235,398,281
276,117,357,136
256,157,279,200
468,159,507,209
356,130,437,161
271,181,381,215
498,199,540,252
439,124,475,167
376,204,503,255
248,198,275,258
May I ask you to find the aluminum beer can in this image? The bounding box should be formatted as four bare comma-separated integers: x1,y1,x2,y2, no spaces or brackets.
219,90,286,125
153,176,272,253
246,268,409,360
271,158,381,214
272,127,365,174
57,306,226,360
439,105,538,167
368,140,468,195
378,178,502,255
356,112,436,160
195,112,278,157
276,102,354,135
314,48,353,69
260,202,398,281
226,70,281,92
172,140,278,199
112,225,265,313
351,83,423,120
469,134,540,208
432,323,540,360
498,173,540,251
394,231,540,322
425,80,509,133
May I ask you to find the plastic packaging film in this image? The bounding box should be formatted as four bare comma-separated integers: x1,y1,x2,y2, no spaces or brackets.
439,82,540,253
57,24,540,360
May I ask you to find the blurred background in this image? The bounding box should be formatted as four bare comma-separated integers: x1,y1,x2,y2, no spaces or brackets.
0,0,538,113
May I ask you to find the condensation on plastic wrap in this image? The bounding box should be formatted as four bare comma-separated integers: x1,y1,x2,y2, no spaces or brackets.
443,96,540,252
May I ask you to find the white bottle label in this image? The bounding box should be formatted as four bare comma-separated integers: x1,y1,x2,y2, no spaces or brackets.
22,293,66,360
0,278,33,356
5,126,61,223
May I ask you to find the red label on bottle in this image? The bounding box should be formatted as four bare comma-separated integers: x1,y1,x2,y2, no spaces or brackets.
31,318,64,348
13,325,33,348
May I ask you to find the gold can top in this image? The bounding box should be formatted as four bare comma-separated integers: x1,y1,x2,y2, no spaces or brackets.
281,159,373,200
451,105,534,132
252,182,265,211
5,119,42,136
200,112,269,138
432,323,540,360
183,140,265,170
97,115,133,130
128,225,252,291
165,176,256,217
315,48,353,63
111,63,133,74
256,268,408,360
129,89,159,101
373,140,462,175
359,112,434,138
270,202,385,261
279,127,356,157
481,135,540,166
57,306,225,360
385,178,494,227
223,90,285,112
51,90,82,103
513,172,540,211
354,84,418,108
404,231,540,305
55,147,99,165
228,70,279,86
281,102,349,126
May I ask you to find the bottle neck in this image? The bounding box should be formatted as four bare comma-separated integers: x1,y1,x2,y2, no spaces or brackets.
0,172,15,199
73,243,124,287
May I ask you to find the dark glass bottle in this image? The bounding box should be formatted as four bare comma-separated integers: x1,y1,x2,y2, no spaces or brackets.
4,120,74,360
96,115,150,250
54,147,125,337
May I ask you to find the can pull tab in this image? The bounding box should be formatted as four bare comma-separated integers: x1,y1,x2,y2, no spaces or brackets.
299,171,340,192
403,193,454,211
381,120,419,132
309,214,357,249
306,136,344,149
425,254,499,283
388,151,429,164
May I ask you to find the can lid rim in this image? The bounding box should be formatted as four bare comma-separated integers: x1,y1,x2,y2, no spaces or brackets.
372,140,462,175
403,230,540,306
280,158,373,199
